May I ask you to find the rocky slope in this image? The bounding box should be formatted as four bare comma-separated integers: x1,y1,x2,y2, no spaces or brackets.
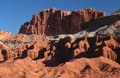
0,33,120,78
0,57,120,78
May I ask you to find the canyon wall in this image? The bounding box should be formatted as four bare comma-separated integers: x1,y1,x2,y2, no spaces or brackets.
19,8,106,35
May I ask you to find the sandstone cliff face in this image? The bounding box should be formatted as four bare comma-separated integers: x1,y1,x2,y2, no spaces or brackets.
19,8,106,35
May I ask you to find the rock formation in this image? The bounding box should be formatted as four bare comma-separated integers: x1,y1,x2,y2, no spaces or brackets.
19,8,106,35
0,56,119,78
0,30,12,40
1,8,120,78
1,34,120,62
84,14,120,31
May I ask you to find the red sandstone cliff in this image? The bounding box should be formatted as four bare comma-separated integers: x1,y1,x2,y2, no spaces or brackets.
19,8,106,35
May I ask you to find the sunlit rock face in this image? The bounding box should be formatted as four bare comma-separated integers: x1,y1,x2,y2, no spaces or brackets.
0,30,12,40
19,8,106,35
